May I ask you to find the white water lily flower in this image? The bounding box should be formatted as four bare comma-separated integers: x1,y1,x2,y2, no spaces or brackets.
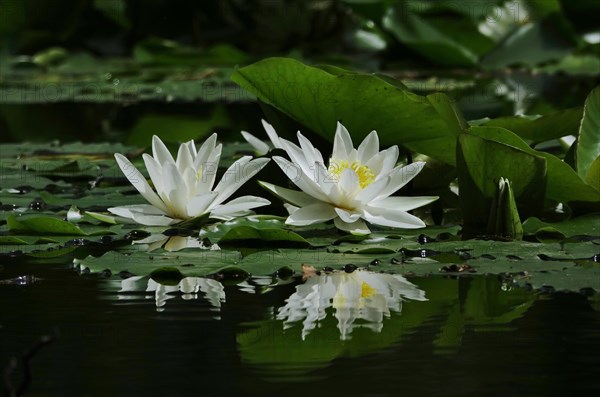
109,134,270,226
277,270,427,340
241,119,284,156
119,276,225,312
260,122,438,234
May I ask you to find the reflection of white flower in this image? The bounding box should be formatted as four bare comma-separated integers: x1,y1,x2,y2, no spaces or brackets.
109,135,270,226
241,119,283,156
261,122,438,235
120,276,225,312
134,234,220,252
277,270,427,340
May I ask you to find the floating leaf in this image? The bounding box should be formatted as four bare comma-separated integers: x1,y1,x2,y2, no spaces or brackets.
522,214,600,239
219,226,310,247
7,215,120,236
77,250,244,278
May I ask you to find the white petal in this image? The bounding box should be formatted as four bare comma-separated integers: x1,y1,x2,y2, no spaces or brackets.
334,217,370,235
297,131,325,169
363,206,426,229
182,167,198,198
131,213,179,226
142,154,168,200
339,168,360,195
283,203,299,215
375,162,426,200
186,192,218,217
152,135,175,165
357,130,379,163
212,157,270,207
197,143,222,194
366,146,399,178
176,141,194,173
313,160,335,195
209,211,252,221
332,121,353,160
262,119,283,149
194,133,218,171
356,176,390,204
279,138,317,182
108,205,176,226
334,207,361,223
286,202,337,226
186,140,197,158
162,162,189,217
369,196,439,212
108,204,166,217
241,131,270,156
258,181,319,207
272,156,329,202
114,153,167,212
210,196,270,218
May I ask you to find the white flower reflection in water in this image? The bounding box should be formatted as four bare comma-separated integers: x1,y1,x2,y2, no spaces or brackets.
277,270,427,340
119,276,225,313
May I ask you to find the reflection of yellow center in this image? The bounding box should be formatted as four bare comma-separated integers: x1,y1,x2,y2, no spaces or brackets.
195,166,203,182
328,160,375,189
361,282,376,298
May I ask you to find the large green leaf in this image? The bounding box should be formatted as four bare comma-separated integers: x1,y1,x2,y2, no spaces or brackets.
468,126,600,203
481,107,583,141
382,3,492,67
456,132,546,237
576,86,600,182
481,14,577,68
586,156,600,192
231,57,458,164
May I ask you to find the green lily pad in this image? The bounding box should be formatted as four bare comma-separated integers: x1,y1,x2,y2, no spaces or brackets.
77,249,244,278
7,215,121,236
522,214,600,239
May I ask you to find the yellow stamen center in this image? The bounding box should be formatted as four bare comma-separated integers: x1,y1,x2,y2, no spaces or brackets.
328,160,375,189
361,282,376,299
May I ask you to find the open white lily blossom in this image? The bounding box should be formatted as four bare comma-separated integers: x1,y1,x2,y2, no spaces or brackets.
277,270,427,340
109,134,270,226
260,122,439,234
241,119,284,156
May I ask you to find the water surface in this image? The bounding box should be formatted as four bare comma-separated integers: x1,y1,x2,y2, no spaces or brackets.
1,257,599,396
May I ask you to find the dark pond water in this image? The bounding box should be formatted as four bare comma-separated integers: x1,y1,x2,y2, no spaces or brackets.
1,256,599,397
